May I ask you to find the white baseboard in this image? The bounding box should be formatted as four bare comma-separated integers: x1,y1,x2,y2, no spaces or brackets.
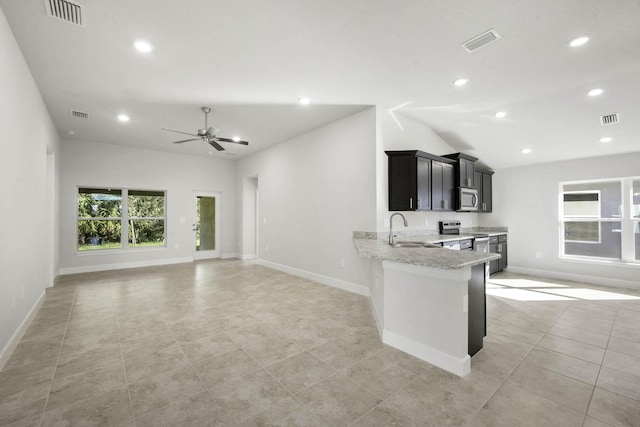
59,257,193,275
221,252,237,259
383,329,471,377
241,254,257,261
253,259,370,297
507,266,640,292
0,291,46,372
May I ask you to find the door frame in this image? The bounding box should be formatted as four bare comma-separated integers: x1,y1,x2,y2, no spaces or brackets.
194,191,221,260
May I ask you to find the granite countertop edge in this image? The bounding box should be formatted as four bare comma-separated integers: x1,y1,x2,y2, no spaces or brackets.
352,230,504,270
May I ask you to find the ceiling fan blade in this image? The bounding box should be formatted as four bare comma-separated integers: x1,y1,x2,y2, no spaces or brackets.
172,138,200,144
208,140,225,151
215,137,249,146
161,128,197,137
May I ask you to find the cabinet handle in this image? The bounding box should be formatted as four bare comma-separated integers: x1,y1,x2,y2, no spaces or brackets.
410,197,413,209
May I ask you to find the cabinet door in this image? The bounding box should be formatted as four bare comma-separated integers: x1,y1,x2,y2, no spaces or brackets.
460,159,475,188
388,156,417,211
442,163,454,211
482,173,492,212
474,171,483,209
416,157,431,210
431,161,444,211
498,241,508,271
433,161,455,211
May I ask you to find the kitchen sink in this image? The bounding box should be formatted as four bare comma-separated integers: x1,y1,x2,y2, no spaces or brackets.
392,241,441,249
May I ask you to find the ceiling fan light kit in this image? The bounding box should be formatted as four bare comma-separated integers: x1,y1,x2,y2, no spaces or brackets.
161,107,249,151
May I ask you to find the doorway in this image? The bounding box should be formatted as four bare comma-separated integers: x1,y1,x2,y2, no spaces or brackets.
194,191,221,260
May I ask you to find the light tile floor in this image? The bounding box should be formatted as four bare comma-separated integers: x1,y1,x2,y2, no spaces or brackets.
1,260,639,426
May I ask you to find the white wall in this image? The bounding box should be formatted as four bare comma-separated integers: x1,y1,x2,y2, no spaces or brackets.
237,108,377,292
59,140,237,273
376,108,479,232
240,177,258,259
0,8,60,363
482,152,640,289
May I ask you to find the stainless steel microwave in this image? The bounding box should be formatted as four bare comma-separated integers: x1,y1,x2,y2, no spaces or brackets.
458,187,479,211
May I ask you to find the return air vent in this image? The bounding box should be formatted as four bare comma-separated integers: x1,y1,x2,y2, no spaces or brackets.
71,110,89,119
461,29,501,53
600,113,620,126
44,0,86,27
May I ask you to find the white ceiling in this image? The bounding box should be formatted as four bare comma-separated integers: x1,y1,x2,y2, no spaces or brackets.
1,0,638,168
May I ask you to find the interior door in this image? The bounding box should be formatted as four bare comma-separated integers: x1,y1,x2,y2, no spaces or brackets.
194,192,221,260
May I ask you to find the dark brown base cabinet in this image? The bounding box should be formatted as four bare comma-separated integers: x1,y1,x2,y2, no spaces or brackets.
489,234,508,274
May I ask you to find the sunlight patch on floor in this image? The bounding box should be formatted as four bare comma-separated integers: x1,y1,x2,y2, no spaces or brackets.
486,288,575,301
533,288,640,301
486,278,640,302
487,278,568,288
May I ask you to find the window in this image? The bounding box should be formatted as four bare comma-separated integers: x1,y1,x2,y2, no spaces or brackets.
128,190,165,248
78,188,165,251
560,178,638,263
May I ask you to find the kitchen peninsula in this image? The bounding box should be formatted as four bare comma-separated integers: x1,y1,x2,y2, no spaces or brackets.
353,232,501,377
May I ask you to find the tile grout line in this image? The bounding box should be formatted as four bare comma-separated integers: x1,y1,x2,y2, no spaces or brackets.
110,281,138,427
37,284,79,427
580,305,617,427
465,289,573,425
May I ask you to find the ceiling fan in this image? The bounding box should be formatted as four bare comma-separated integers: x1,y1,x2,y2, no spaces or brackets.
162,107,249,151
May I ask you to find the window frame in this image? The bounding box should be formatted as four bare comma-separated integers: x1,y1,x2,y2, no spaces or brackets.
559,177,638,264
77,187,167,253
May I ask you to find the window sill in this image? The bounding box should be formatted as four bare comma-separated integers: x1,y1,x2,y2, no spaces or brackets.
76,246,167,256
560,256,640,269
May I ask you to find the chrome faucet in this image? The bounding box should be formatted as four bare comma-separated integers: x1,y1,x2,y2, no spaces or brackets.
389,212,408,245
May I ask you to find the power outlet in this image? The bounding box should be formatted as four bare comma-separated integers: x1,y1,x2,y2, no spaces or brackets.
535,251,542,259
383,218,390,228
174,244,179,249
424,218,429,227
265,245,269,252
340,259,345,268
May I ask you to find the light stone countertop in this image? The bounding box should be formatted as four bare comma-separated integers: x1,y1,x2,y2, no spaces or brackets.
353,236,501,270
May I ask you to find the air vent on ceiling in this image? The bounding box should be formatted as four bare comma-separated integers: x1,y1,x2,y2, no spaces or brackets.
71,110,89,119
44,0,86,27
600,113,620,126
461,29,501,53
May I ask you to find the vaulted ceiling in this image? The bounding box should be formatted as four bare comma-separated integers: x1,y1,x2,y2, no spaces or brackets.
1,0,638,168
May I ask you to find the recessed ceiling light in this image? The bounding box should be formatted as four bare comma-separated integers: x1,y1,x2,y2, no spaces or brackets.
588,88,604,97
134,40,153,53
569,36,589,47
599,137,612,143
208,151,213,155
453,78,469,87
67,130,75,135
117,114,130,122
232,136,241,142
495,111,507,118
521,148,532,154
298,97,311,105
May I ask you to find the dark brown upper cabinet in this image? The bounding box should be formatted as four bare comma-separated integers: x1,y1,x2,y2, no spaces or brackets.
386,151,432,211
474,168,494,213
431,158,456,211
442,153,479,188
